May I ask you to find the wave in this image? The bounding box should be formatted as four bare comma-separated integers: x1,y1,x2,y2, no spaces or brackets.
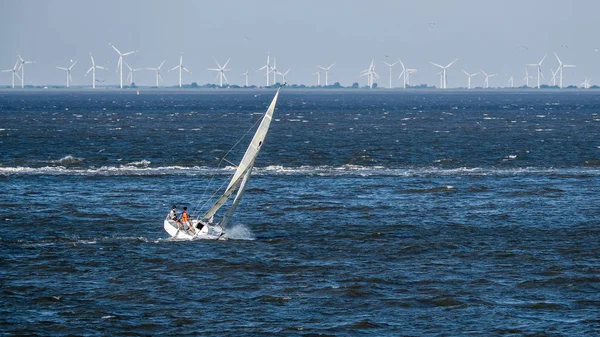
1,164,599,177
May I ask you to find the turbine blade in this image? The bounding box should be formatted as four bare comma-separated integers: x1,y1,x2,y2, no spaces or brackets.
158,60,165,69
446,58,458,68
110,43,122,55
429,62,444,68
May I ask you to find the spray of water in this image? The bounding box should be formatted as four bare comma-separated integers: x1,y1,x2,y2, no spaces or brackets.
226,224,256,240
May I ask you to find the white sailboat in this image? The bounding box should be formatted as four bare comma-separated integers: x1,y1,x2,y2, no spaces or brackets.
164,88,281,240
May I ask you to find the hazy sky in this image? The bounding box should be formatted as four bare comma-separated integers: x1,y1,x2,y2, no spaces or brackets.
1,0,598,87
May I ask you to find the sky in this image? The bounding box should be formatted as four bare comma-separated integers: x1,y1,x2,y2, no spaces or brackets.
1,0,598,88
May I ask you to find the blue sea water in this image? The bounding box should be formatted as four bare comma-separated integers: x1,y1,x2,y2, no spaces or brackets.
0,89,599,336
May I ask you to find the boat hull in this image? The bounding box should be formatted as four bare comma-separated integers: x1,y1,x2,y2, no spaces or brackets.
163,219,225,240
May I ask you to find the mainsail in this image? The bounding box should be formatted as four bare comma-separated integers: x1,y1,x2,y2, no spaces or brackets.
201,88,280,224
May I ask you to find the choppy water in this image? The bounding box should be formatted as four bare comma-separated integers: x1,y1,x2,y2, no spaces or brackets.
1,89,599,336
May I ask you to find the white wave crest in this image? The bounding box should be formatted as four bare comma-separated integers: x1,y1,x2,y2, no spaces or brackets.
51,155,83,165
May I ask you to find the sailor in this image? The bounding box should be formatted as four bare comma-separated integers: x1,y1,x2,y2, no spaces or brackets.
181,207,194,233
169,205,182,230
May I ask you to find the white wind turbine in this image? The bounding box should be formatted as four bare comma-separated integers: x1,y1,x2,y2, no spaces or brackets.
522,67,533,87
549,68,559,86
208,58,231,87
461,69,479,89
257,52,271,86
56,60,77,88
241,71,249,87
480,69,497,89
405,69,417,86
360,59,379,89
146,60,166,87
278,68,291,84
580,78,591,89
317,62,335,86
17,54,33,88
429,58,458,89
508,76,514,88
526,54,546,89
85,53,106,89
124,62,143,85
270,58,278,84
2,60,21,88
383,60,399,88
554,52,575,89
313,70,321,86
109,43,138,89
170,54,191,88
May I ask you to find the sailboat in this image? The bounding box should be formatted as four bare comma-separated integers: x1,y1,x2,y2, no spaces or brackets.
164,88,281,240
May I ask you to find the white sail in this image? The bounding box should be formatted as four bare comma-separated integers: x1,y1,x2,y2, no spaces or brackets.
202,88,280,223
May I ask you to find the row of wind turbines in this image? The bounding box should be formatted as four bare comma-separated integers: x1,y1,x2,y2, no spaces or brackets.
2,45,585,89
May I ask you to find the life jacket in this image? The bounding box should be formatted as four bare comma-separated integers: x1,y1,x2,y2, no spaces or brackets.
181,211,189,223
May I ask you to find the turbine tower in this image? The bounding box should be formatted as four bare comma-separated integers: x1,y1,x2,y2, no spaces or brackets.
270,58,278,84
146,60,166,87
313,70,321,86
554,52,575,89
317,62,335,86
257,52,271,86
85,53,106,89
522,67,533,87
241,71,249,87
526,54,546,89
508,76,514,88
170,54,191,88
17,54,33,88
429,58,458,89
461,69,479,89
2,60,21,88
383,60,398,88
124,62,142,85
109,43,138,89
208,58,231,87
56,60,77,88
480,69,497,89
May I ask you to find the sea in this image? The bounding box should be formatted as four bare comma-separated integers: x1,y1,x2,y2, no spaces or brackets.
0,89,599,336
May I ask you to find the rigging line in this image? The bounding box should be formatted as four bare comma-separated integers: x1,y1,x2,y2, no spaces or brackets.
191,108,268,220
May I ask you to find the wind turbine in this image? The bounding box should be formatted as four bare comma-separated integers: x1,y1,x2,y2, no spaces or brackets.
124,62,143,85
2,60,21,88
257,52,271,86
208,58,231,87
313,70,321,86
580,78,591,89
270,58,278,84
146,60,166,87
554,52,575,89
549,68,559,86
508,76,514,88
360,59,379,89
170,54,191,88
461,69,479,89
405,69,417,86
480,69,497,89
278,68,291,84
56,60,77,88
522,67,533,87
383,60,398,88
17,54,33,88
109,43,138,89
85,53,106,89
317,62,335,86
526,54,546,89
241,71,249,87
429,58,458,89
